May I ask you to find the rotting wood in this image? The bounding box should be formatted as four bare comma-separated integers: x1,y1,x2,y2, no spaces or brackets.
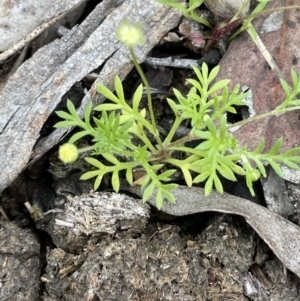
37,191,149,253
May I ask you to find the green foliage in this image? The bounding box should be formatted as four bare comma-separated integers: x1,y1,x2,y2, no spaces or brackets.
55,63,300,209
153,0,212,28
154,0,300,43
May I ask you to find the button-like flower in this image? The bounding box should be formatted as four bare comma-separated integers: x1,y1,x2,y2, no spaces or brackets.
58,143,79,164
116,19,146,47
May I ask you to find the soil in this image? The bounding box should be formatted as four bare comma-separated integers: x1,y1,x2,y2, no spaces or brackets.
1,1,300,300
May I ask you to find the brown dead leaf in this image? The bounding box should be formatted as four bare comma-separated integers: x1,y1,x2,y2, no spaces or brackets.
217,0,300,155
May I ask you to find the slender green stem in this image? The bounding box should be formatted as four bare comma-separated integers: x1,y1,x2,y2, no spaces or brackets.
78,145,97,153
230,0,251,22
164,134,199,151
240,5,300,24
227,106,300,130
129,47,163,148
132,129,157,153
163,116,183,145
230,5,300,40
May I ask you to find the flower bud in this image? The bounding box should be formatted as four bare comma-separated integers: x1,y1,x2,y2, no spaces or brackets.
58,143,79,164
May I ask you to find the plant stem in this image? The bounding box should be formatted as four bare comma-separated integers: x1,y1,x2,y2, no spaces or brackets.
240,5,300,24
227,106,300,130
163,116,183,145
133,129,157,152
230,5,300,40
78,145,96,153
230,0,251,22
129,47,163,148
165,133,198,151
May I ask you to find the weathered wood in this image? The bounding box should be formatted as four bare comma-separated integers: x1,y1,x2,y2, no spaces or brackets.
0,0,182,193
38,191,149,253
0,0,87,61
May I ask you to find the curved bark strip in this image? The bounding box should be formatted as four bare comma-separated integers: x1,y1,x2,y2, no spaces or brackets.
0,0,182,193
126,184,300,278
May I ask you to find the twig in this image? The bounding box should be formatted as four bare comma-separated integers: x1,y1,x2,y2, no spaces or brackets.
0,205,9,221
145,49,221,69
148,226,172,241
247,24,285,80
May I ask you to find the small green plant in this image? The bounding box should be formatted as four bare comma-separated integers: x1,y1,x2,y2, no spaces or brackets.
153,0,212,28
55,20,300,209
154,0,300,50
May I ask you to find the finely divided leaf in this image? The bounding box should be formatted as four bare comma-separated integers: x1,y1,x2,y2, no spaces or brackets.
54,121,78,128
80,170,100,180
132,84,143,112
95,84,119,104
69,131,91,144
115,75,125,103
55,110,73,120
67,99,78,116
112,170,120,192
84,102,92,123
143,183,156,202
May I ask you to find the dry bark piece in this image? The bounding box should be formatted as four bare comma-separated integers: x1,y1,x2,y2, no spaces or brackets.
0,221,41,301
37,191,149,252
0,0,87,62
0,0,182,194
261,168,294,218
0,0,55,52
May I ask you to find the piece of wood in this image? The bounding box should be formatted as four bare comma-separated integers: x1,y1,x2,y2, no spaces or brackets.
0,0,87,62
39,191,149,253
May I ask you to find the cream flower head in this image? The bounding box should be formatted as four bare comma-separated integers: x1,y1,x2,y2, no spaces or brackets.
116,19,146,47
58,143,79,164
